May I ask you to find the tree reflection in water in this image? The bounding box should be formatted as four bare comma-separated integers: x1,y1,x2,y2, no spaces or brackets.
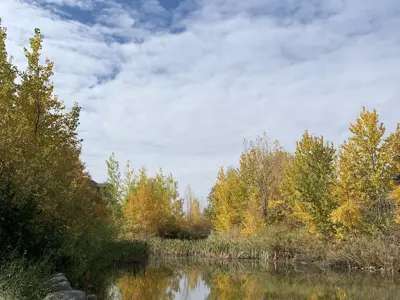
103,258,400,300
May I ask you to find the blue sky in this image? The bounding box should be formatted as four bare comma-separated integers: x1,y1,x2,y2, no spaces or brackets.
1,0,400,204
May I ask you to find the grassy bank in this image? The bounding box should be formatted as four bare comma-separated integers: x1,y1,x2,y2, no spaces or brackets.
145,225,400,272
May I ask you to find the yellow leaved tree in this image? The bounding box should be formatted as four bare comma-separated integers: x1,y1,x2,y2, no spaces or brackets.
332,108,399,235
387,124,400,222
122,167,184,237
0,21,115,261
210,168,232,232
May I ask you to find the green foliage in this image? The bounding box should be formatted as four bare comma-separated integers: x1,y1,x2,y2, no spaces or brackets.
0,257,51,300
281,131,337,236
0,163,61,259
102,152,122,205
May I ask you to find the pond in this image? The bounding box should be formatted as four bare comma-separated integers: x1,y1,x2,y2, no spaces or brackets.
98,257,400,299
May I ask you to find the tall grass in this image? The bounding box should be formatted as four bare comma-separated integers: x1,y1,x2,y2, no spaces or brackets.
146,225,400,272
148,225,325,262
326,233,400,271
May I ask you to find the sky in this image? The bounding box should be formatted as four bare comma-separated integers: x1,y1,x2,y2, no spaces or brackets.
1,0,400,204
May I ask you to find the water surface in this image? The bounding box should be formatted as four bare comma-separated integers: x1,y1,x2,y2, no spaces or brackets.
101,257,400,299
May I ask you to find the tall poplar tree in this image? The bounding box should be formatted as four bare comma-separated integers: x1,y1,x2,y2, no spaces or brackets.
0,23,115,260
281,131,337,236
210,168,231,232
0,19,18,143
332,108,398,233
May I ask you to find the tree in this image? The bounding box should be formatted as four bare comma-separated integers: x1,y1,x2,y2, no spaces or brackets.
0,19,18,138
242,133,273,221
387,125,400,222
210,168,231,232
208,134,291,234
102,153,122,204
122,167,185,236
240,192,264,236
240,134,291,225
185,185,200,224
190,198,201,226
121,160,137,205
332,108,398,234
185,185,195,222
281,131,337,236
0,23,115,263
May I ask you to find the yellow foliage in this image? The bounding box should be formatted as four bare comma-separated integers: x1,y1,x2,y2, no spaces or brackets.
333,108,398,233
241,193,264,236
392,187,400,223
116,267,178,300
211,168,232,232
122,167,184,236
331,200,363,238
186,185,201,225
266,199,288,224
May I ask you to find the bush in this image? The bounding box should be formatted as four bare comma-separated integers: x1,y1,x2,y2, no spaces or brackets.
157,216,211,240
327,232,400,270
0,163,62,259
0,257,52,300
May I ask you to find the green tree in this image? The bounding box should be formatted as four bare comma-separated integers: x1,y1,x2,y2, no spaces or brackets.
281,131,337,236
103,153,122,204
122,160,137,204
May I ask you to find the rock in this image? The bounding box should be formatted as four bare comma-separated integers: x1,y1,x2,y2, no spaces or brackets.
44,290,87,300
47,274,69,285
87,295,97,300
46,274,72,292
49,280,72,292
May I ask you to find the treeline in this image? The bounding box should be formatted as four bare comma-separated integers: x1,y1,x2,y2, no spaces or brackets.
208,108,400,239
104,107,399,243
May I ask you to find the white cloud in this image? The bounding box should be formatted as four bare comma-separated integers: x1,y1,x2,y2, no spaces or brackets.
1,0,400,203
